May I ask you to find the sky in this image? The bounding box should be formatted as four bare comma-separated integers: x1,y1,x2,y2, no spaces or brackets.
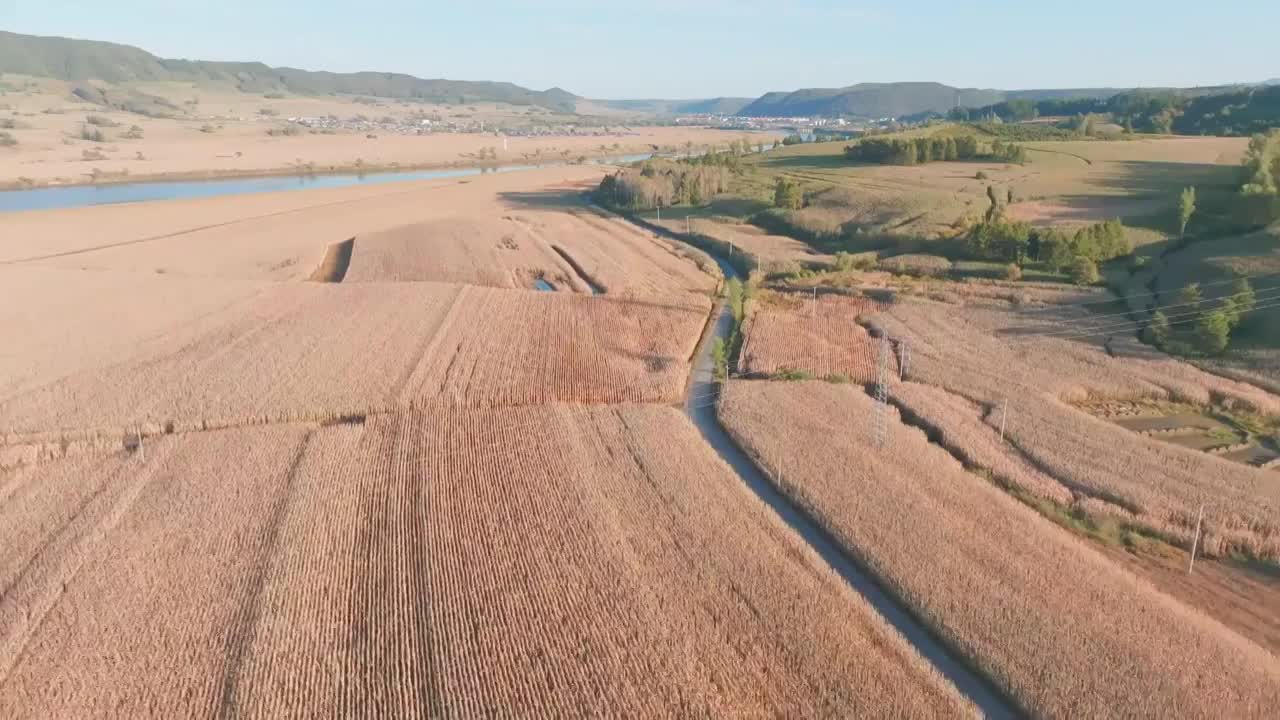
3,1,1277,99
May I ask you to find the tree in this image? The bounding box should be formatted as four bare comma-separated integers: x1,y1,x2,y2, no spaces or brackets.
1193,309,1231,355
1178,186,1196,238
774,178,803,210
1231,276,1257,316
984,185,1001,223
1069,256,1100,285
1144,310,1171,347
1176,283,1203,313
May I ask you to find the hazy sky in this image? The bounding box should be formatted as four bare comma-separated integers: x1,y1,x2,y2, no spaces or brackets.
4,1,1276,98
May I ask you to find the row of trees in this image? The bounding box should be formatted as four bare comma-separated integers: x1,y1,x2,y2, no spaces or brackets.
844,135,1026,166
594,159,732,211
1145,279,1257,355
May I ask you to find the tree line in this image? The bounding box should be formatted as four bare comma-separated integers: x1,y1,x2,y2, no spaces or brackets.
594,154,742,211
844,135,1026,166
950,86,1280,137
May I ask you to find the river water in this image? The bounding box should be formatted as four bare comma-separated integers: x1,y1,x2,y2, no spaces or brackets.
0,153,656,214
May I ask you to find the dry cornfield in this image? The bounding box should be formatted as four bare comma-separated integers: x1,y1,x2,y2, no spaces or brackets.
870,294,1280,559
738,292,890,380
0,281,710,446
718,379,1280,719
0,405,976,718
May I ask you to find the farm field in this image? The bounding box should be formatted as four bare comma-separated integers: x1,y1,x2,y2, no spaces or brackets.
718,379,1280,718
0,281,710,448
870,293,1280,560
0,74,747,188
0,404,975,718
738,291,888,380
728,133,1246,249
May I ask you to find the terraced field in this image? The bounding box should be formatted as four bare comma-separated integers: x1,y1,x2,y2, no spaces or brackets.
0,405,976,718
719,379,1280,719
870,294,1280,559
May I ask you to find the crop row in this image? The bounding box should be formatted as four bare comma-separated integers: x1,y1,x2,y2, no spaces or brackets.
719,379,1280,719
1,405,975,717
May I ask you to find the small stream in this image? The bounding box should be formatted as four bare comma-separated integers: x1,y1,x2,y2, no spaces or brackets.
684,255,1015,719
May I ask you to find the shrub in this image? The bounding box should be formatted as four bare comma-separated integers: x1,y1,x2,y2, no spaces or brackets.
975,170,989,180
0,118,14,129
0,131,15,147
834,251,875,272
84,114,118,127
258,108,279,116
266,124,303,136
81,148,106,161
879,254,953,278
774,367,815,381
123,124,144,139
1069,256,1100,285
1004,263,1023,281
199,124,218,134
711,338,729,380
80,125,105,142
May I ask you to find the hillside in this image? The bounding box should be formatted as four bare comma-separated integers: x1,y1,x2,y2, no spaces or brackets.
0,30,579,112
738,82,1129,118
594,97,754,116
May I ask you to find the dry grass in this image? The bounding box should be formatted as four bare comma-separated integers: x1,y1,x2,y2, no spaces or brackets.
870,295,1280,559
0,283,710,445
719,379,1280,719
739,292,888,380
1,405,976,717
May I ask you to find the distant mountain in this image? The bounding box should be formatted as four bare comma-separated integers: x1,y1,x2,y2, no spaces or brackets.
594,97,753,116
1265,79,1280,86
737,82,1141,118
0,30,579,112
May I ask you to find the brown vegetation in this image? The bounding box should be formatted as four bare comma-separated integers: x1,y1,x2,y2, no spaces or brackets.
739,292,889,380
870,295,1280,559
719,379,1280,719
1,405,975,717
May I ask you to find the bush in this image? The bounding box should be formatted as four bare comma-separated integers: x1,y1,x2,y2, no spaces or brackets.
266,124,303,137
773,367,815,381
80,125,105,142
975,170,989,180
199,124,218,134
84,114,118,127
122,124,144,139
81,147,106,161
1004,263,1023,281
1069,256,1100,285
258,108,279,116
0,131,16,147
879,253,953,277
711,338,729,380
834,251,875,272
0,118,14,129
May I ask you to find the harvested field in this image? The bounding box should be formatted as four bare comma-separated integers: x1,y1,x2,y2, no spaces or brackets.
0,405,975,718
719,379,1280,719
343,215,589,290
0,282,711,444
869,294,1280,559
738,292,889,380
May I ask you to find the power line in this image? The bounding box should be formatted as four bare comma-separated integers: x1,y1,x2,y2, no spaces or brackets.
1014,270,1280,316
1007,285,1280,338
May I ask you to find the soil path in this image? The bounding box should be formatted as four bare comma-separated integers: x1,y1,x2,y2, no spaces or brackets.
675,248,1017,718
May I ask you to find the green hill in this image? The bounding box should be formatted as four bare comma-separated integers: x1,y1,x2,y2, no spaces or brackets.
737,82,1129,118
0,30,579,112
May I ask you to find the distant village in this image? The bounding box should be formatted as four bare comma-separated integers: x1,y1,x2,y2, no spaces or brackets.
276,114,644,139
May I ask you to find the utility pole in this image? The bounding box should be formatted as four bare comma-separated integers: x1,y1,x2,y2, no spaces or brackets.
999,399,1009,443
686,215,691,235
812,287,817,318
1188,504,1205,574
872,336,891,449
898,341,910,380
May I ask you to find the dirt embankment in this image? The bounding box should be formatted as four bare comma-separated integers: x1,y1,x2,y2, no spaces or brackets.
308,238,354,282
